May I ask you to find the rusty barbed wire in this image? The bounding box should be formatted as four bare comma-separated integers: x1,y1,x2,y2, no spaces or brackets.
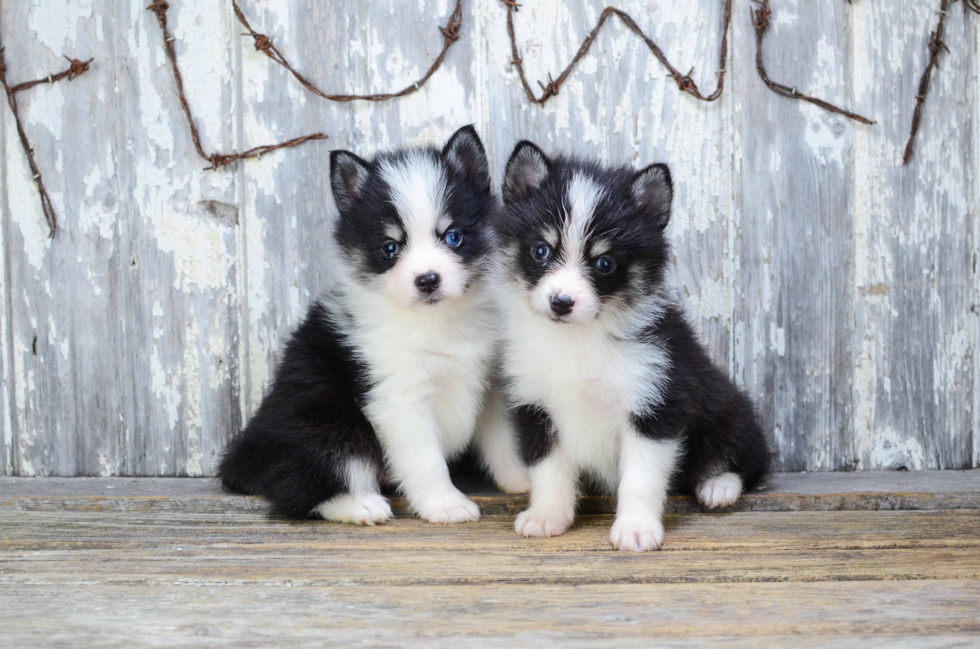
902,0,952,166
0,48,94,237
232,0,464,102
752,0,874,125
500,0,732,105
147,0,327,170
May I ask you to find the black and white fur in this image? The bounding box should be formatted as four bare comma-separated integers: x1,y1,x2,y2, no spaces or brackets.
495,141,770,551
218,126,529,524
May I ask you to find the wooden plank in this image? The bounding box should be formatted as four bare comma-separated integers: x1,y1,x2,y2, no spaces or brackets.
2,510,979,584
0,29,10,477
731,0,859,471
111,1,243,477
0,1,243,476
2,471,980,514
849,2,977,470
0,580,978,648
1,2,121,476
2,494,979,646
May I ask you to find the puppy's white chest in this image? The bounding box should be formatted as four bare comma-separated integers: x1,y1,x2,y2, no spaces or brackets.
507,321,670,476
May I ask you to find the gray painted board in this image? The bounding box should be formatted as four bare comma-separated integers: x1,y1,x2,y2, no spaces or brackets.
0,0,976,475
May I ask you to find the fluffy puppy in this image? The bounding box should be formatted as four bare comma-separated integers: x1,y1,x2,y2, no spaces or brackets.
495,141,770,551
218,126,528,524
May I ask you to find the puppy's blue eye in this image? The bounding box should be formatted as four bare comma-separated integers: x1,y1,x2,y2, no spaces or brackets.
382,241,399,259
595,256,616,275
532,242,551,262
444,229,463,248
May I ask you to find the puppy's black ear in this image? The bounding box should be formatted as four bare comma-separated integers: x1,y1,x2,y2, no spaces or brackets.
631,163,673,229
503,141,549,202
330,150,371,213
443,125,490,191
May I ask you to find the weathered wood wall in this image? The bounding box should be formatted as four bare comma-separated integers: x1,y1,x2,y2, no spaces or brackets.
0,0,976,476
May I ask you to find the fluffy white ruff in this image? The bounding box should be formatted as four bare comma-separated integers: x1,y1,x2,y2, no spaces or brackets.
329,258,512,524
498,273,671,490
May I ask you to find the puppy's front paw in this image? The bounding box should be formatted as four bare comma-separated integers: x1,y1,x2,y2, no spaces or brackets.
316,493,393,526
696,472,743,509
610,516,664,552
514,508,573,538
418,493,481,524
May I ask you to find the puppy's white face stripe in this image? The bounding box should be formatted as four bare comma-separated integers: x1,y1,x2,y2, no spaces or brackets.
377,153,468,307
561,173,602,263
380,152,447,241
528,173,603,323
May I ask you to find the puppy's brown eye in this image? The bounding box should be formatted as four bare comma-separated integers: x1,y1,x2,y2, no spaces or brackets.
595,255,616,275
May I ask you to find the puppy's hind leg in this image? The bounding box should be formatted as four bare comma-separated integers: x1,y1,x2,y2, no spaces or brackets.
473,387,530,494
316,458,393,525
695,472,743,510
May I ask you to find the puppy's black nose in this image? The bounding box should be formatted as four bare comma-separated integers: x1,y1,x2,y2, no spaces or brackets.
550,294,575,316
415,272,441,294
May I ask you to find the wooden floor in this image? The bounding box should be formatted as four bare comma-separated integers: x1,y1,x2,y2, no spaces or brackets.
2,473,980,647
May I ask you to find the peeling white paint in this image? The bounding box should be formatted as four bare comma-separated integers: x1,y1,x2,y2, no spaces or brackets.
870,428,925,471
28,0,95,52
2,0,976,476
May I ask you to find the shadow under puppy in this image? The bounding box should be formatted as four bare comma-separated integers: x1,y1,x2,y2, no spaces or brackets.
495,141,770,551
219,126,528,524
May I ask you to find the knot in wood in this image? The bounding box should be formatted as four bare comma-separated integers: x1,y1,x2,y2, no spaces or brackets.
499,0,522,8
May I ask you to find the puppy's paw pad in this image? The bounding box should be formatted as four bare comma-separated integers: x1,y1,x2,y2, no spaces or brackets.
514,509,572,538
696,472,743,509
317,493,393,526
610,519,664,552
419,497,481,524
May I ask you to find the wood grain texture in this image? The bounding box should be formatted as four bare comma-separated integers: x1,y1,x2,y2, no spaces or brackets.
4,471,980,514
1,503,980,646
0,1,242,477
0,1,977,475
732,0,859,471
